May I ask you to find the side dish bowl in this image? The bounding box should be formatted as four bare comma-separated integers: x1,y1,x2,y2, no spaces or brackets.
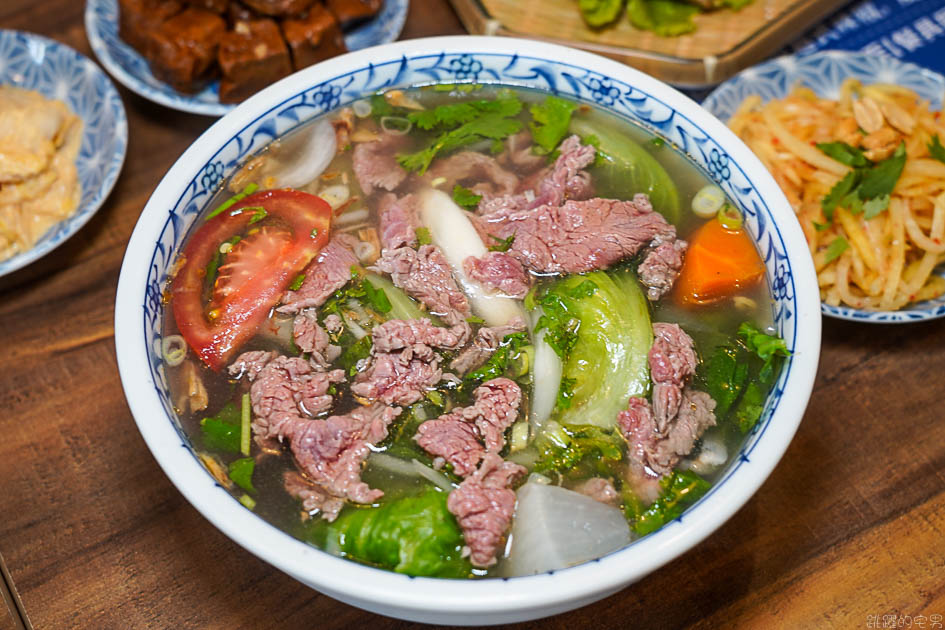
703,50,945,323
114,36,821,624
0,29,126,278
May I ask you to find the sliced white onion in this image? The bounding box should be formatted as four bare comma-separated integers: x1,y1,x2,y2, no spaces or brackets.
334,207,370,226
417,188,526,327
345,317,368,340
270,118,336,190
528,308,562,437
319,184,350,209
502,483,631,577
352,99,372,118
411,459,455,491
353,241,376,263
368,453,455,492
692,184,726,218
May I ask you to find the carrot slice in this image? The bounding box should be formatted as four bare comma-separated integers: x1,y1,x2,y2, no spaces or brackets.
675,218,765,306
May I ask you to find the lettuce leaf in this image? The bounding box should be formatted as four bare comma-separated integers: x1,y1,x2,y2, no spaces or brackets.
627,0,700,37
325,488,472,578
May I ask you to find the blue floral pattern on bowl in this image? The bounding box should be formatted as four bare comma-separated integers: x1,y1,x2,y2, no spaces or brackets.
0,29,127,278
84,0,409,117
704,50,945,324
139,46,803,556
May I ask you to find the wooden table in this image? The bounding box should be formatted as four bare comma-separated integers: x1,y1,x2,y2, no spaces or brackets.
2,2,944,628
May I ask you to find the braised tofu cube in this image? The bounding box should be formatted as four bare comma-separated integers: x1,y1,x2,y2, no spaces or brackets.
240,0,314,17
325,0,381,29
218,19,292,103
145,8,226,93
281,4,346,71
118,0,183,52
183,0,231,12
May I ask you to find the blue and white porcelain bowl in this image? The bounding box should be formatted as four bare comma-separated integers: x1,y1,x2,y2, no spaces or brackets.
114,36,821,624
85,0,409,116
0,29,126,278
704,50,945,323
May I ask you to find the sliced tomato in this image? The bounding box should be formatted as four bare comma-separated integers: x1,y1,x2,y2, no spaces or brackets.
171,189,331,371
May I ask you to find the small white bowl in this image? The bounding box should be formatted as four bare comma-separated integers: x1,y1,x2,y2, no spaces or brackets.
115,36,821,625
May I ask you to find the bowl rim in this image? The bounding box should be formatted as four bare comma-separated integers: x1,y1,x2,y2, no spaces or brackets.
0,28,127,277
115,35,821,621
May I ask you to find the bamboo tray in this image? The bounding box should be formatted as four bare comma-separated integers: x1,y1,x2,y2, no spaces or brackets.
448,0,850,87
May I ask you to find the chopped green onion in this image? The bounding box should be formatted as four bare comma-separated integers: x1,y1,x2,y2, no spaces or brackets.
206,183,259,220
246,207,267,224
238,494,256,510
691,184,725,218
161,335,187,367
240,393,251,456
717,203,743,230
289,273,306,291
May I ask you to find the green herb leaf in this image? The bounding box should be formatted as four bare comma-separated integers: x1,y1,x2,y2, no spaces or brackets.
555,376,577,411
206,183,259,221
452,185,482,210
858,142,906,200
737,322,791,383
928,134,945,164
289,273,306,291
339,335,373,377
823,236,849,265
821,171,860,222
534,423,624,474
529,95,577,154
627,470,710,536
415,226,432,246
464,332,530,383
369,93,395,118
733,382,765,433
465,315,485,325
398,94,524,174
488,234,515,252
816,141,870,167
199,402,242,453
862,194,890,220
703,346,748,417
228,457,256,493
812,221,830,232
362,279,392,314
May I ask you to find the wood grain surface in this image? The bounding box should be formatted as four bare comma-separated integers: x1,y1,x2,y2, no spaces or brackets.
1,1,944,629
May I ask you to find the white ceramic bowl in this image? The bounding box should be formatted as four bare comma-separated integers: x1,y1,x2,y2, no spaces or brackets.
115,36,821,625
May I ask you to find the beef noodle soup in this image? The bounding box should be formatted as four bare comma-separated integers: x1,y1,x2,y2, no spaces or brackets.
161,85,789,578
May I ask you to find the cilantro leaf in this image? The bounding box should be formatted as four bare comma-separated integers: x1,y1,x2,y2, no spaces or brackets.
529,95,577,154
858,142,906,200
228,457,256,493
464,332,530,384
816,141,869,167
288,273,306,291
398,112,523,174
452,185,482,210
534,423,624,474
737,322,791,383
862,194,890,220
200,402,242,453
928,134,945,165
822,171,860,222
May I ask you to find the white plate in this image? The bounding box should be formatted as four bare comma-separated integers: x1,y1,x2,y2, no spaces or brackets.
0,29,127,278
85,0,409,117
704,50,945,323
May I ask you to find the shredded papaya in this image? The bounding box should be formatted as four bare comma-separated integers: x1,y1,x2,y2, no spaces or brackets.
675,216,764,306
